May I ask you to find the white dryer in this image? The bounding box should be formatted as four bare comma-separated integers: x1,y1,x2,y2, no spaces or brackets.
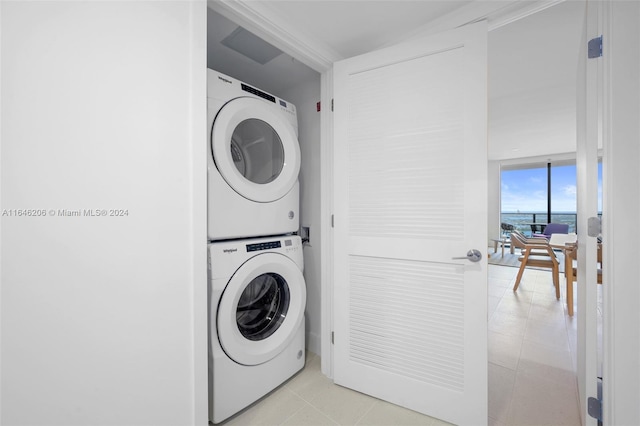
208,69,301,241
208,235,306,424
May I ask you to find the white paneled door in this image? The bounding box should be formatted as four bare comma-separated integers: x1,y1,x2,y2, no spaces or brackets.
333,22,488,426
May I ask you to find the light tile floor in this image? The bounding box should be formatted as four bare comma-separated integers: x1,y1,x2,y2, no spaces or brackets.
223,351,453,426
219,264,583,426
487,264,581,426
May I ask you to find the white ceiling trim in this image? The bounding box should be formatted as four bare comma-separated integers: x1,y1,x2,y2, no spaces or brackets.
208,0,340,72
484,0,567,31
499,151,577,168
381,0,566,47
208,0,568,73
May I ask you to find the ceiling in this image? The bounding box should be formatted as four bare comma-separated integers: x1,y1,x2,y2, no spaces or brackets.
207,7,320,96
488,0,584,161
207,0,480,94
207,0,585,161
249,1,476,59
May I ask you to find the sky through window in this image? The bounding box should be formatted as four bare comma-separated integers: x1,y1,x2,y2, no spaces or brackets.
501,163,602,213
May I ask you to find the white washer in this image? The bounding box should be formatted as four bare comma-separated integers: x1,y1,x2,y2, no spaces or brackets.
208,69,300,241
208,235,306,424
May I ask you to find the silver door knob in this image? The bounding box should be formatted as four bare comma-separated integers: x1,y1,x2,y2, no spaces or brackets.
452,249,482,262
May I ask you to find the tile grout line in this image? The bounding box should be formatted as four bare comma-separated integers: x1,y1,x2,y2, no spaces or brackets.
275,389,310,426
277,393,338,426
278,354,338,425
488,268,519,426
352,399,377,426
505,270,532,425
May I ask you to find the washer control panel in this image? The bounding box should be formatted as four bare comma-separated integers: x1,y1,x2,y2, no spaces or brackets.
209,235,303,279
245,238,300,254
246,241,281,252
283,238,300,255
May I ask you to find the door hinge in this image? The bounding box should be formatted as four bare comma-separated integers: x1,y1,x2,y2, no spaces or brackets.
331,331,334,344
588,378,603,422
587,216,601,237
588,35,603,58
331,214,334,228
331,98,334,112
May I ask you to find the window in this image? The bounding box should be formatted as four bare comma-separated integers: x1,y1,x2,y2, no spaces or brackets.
500,160,601,234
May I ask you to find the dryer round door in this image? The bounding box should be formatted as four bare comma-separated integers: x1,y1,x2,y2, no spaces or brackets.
217,253,306,366
211,97,301,203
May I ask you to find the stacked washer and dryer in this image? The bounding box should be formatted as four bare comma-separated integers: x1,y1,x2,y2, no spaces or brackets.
207,69,307,424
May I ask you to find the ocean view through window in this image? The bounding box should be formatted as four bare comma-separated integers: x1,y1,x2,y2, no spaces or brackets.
500,161,602,235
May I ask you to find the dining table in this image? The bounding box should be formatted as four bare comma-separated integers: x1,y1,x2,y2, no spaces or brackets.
548,233,578,249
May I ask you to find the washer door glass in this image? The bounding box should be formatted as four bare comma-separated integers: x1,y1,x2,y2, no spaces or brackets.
212,97,300,203
237,272,289,341
217,253,306,366
231,119,285,185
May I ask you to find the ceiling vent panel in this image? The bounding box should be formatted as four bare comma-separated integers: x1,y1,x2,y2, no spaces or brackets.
221,27,283,65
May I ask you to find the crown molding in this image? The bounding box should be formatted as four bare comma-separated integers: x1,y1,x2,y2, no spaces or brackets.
209,0,566,71
208,0,341,72
382,0,566,49
485,0,566,31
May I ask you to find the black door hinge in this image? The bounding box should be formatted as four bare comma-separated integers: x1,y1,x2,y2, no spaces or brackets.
588,36,603,58
588,377,603,424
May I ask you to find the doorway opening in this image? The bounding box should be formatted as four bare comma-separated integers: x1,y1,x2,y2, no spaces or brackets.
487,1,589,423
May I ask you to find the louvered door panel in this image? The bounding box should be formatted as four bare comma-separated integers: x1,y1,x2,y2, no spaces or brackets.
333,21,488,426
349,256,464,391
348,49,465,240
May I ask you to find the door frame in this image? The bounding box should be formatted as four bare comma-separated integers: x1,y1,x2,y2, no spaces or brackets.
207,2,634,423
600,1,640,424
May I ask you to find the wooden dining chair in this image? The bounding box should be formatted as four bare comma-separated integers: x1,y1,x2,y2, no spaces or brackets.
508,229,527,254
564,242,603,316
511,230,560,299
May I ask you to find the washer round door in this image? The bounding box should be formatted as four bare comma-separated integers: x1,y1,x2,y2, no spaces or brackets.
211,97,300,203
217,253,306,366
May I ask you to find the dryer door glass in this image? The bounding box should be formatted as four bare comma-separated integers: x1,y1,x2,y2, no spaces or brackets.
236,272,290,341
211,97,300,202
231,119,285,185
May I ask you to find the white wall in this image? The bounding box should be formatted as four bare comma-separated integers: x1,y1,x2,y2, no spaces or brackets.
489,85,577,160
281,77,322,355
0,2,208,425
487,0,583,162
